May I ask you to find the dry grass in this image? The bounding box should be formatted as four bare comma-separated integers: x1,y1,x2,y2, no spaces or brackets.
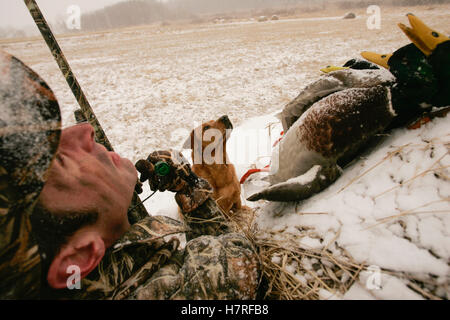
253,231,366,300
228,210,364,300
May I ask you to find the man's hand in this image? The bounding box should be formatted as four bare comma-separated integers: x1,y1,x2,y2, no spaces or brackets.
135,150,213,212
135,150,195,192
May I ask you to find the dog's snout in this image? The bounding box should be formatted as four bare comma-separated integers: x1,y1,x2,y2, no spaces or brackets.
218,115,233,130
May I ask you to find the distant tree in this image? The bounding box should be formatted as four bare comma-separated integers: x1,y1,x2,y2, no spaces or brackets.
78,0,173,32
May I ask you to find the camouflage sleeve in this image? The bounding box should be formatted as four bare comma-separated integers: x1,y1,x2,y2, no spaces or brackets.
182,196,232,242
129,233,260,300
163,172,232,242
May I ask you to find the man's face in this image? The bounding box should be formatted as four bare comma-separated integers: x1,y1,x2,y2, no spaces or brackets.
39,123,137,243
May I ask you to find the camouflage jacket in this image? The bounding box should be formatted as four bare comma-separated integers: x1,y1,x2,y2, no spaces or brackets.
51,197,260,300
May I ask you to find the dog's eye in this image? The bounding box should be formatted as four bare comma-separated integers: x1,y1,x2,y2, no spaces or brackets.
203,125,210,131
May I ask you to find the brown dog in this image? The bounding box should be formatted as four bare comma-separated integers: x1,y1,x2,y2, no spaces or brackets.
184,115,242,217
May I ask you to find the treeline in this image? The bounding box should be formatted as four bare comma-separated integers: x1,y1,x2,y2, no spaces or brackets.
171,0,450,12
170,0,310,14
78,0,172,31
336,0,450,9
77,0,310,32
393,0,450,5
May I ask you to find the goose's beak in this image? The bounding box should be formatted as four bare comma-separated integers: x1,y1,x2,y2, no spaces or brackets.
360,51,392,69
398,13,449,56
320,65,349,73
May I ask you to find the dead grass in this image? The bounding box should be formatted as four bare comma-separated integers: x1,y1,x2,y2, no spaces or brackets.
228,210,364,300
253,231,366,300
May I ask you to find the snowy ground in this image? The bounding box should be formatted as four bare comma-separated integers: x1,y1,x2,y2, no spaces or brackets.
2,4,449,299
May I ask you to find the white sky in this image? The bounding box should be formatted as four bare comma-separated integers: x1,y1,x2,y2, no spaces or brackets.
0,0,126,29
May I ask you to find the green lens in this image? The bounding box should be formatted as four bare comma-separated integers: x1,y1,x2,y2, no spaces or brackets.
155,161,170,176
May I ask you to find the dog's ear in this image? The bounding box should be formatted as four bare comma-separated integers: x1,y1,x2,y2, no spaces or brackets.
225,128,232,141
183,129,194,149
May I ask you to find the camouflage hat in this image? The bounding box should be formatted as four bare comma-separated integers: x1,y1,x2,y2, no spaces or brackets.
0,51,61,299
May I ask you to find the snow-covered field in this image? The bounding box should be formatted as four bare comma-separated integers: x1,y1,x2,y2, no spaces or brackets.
2,4,449,299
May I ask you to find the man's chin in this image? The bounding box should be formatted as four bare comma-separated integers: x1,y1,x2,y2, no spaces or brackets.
122,158,138,179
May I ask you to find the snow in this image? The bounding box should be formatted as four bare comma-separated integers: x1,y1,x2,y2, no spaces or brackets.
2,5,449,299
285,165,322,185
387,88,396,116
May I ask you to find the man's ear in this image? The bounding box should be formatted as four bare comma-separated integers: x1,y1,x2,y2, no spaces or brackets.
47,231,105,289
183,129,194,149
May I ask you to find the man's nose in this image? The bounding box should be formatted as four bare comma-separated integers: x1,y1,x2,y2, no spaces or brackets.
60,123,95,152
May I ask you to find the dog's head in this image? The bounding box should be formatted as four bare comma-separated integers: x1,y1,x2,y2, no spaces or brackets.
183,115,233,162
